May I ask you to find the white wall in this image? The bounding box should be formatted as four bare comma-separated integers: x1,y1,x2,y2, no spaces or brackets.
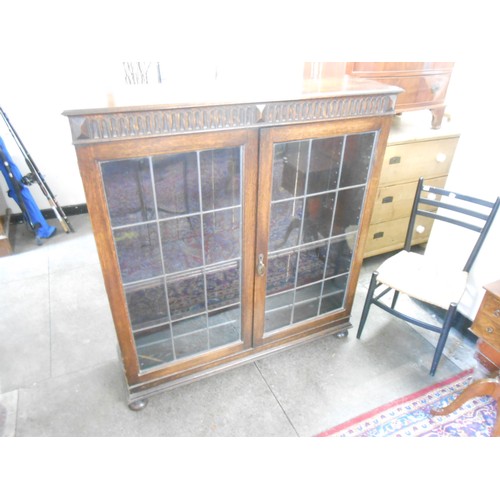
425,60,500,319
0,59,122,210
2,3,497,319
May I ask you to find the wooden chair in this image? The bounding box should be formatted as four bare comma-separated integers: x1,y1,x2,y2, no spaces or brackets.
356,177,500,375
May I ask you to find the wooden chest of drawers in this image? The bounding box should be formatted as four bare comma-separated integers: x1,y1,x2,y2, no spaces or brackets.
346,62,454,129
364,112,460,258
472,281,500,353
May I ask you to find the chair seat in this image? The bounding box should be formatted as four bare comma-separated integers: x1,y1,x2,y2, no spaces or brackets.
376,250,468,309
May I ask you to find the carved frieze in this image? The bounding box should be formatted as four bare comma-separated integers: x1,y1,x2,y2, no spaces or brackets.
66,94,397,145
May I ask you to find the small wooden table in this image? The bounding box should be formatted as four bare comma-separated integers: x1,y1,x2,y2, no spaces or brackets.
431,280,500,436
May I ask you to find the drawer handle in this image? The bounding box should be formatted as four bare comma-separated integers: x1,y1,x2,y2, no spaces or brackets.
373,232,384,239
485,327,494,334
431,83,441,94
494,309,500,318
389,156,401,165
436,153,447,163
382,196,394,204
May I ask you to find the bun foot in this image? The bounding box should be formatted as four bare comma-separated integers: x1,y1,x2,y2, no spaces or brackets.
128,398,148,411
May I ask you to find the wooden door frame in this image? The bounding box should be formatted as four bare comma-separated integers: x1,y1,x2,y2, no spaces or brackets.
75,128,259,386
253,116,392,346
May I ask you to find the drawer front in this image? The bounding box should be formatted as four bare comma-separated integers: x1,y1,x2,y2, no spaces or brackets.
348,62,454,75
471,293,500,350
381,137,458,185
364,215,434,257
386,75,451,109
371,176,447,224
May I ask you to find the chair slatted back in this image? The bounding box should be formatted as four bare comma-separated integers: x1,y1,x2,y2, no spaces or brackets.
404,177,500,272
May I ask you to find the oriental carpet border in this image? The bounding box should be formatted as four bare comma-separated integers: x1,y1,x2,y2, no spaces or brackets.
316,369,497,437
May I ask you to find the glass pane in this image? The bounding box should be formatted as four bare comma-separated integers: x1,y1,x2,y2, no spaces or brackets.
173,328,209,359
296,242,328,287
208,305,240,327
203,208,240,265
340,133,375,187
265,306,293,331
101,158,155,227
206,261,240,310
320,275,348,314
153,152,200,217
167,273,205,320
266,251,298,296
200,147,241,210
332,186,365,235
160,215,203,274
269,199,303,251
113,223,163,283
273,140,309,201
265,290,294,312
125,278,169,330
296,282,323,302
135,325,173,371
210,322,240,349
302,193,336,243
325,236,354,278
172,314,207,336
307,137,343,194
292,298,320,324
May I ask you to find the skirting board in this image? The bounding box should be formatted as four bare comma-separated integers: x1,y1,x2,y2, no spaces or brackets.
9,204,88,224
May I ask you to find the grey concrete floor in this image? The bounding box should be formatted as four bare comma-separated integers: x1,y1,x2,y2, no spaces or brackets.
0,214,477,437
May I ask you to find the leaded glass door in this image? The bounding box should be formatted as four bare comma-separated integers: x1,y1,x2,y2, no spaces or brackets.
254,122,379,345
94,130,258,379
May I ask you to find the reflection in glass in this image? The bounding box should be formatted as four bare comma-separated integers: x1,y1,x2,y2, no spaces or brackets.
173,328,208,359
296,242,328,287
340,133,375,188
100,146,243,370
325,236,354,278
101,158,155,227
206,262,240,310
269,199,303,251
210,322,240,349
302,193,336,243
332,187,365,235
264,131,375,335
320,275,348,315
201,147,241,210
293,298,320,324
167,273,206,320
274,140,309,201
265,306,293,332
125,279,169,330
203,208,240,265
307,137,343,194
153,152,200,217
134,325,173,371
160,215,203,274
113,224,163,283
266,251,298,296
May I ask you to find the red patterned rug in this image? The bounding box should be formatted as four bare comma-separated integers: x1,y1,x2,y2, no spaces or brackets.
317,369,498,437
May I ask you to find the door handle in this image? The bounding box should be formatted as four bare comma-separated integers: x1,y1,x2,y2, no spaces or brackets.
257,253,266,276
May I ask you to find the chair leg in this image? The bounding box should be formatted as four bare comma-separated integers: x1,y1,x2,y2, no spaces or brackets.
356,271,379,339
429,303,458,376
391,290,400,309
